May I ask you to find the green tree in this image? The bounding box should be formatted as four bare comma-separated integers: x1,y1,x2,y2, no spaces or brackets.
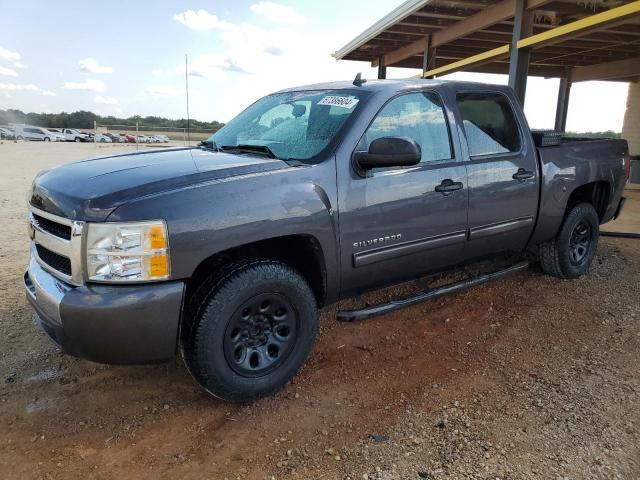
0,109,224,131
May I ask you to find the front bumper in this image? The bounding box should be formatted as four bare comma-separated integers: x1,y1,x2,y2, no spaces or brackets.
24,256,185,364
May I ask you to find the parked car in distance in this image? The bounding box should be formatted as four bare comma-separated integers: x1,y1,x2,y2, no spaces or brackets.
25,79,629,402
156,134,170,143
48,129,66,142
121,134,136,143
105,133,120,143
94,134,112,143
136,135,150,143
0,127,15,140
62,128,90,142
15,125,61,142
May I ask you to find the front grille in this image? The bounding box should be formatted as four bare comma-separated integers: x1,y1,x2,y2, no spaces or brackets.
35,244,72,276
32,213,72,240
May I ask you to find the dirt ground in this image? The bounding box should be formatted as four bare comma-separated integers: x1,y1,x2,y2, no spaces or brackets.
1,141,639,480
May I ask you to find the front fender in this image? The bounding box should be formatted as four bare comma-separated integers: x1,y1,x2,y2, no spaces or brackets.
108,161,339,297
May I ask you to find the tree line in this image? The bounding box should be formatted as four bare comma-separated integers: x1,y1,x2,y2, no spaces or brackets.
565,130,621,139
0,109,224,131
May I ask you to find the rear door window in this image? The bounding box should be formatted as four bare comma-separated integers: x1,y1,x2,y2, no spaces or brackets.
456,92,521,157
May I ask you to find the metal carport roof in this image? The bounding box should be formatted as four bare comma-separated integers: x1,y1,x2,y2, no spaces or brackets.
334,0,640,82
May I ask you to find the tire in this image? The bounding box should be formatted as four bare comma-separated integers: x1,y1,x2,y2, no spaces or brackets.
539,202,599,279
181,260,318,402
44,137,50,142
75,137,81,143
17,136,23,141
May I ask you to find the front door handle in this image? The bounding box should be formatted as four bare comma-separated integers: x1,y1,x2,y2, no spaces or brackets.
435,179,463,195
513,168,534,182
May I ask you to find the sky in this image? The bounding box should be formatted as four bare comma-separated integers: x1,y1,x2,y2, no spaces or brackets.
0,0,631,132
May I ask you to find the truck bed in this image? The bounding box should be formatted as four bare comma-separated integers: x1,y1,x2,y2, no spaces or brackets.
531,137,628,245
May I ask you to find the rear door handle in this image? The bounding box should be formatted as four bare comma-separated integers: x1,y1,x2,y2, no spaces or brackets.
513,168,534,181
435,179,463,195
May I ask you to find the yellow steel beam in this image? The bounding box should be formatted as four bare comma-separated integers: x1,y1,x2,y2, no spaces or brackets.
517,1,640,49
423,45,510,78
422,1,640,78
373,0,554,68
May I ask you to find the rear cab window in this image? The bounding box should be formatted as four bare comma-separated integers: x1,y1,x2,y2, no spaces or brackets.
456,92,521,157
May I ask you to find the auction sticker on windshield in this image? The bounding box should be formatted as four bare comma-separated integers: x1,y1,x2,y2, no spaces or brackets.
317,96,359,109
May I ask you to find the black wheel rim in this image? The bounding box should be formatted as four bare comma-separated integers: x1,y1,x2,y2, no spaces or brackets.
569,220,591,265
223,293,298,377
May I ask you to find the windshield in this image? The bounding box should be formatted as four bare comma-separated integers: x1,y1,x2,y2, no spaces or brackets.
206,90,366,162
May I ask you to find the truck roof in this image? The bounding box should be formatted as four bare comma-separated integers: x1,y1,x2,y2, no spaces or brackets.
275,78,509,95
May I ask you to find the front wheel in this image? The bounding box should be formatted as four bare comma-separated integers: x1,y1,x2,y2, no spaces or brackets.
181,260,318,402
44,137,50,142
75,137,81,143
539,202,599,279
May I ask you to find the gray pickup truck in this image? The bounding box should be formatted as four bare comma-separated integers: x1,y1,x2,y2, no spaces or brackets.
25,78,629,402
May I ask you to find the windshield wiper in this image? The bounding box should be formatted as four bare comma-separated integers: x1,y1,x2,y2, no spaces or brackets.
219,144,277,159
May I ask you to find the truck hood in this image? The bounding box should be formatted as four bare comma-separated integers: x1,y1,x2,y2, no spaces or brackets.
30,147,291,221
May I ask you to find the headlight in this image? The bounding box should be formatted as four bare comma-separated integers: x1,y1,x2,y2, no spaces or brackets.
86,220,170,282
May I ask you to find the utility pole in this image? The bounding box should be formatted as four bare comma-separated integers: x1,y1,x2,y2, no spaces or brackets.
185,54,191,146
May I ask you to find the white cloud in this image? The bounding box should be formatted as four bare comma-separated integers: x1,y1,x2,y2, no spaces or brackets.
187,53,251,79
0,66,18,77
12,62,26,69
79,57,113,74
173,9,234,31
0,83,38,92
0,83,55,96
146,85,181,97
94,95,119,105
0,46,20,62
183,24,299,80
63,79,105,92
251,2,305,24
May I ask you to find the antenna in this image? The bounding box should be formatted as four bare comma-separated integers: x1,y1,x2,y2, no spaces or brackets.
353,72,367,87
185,53,191,146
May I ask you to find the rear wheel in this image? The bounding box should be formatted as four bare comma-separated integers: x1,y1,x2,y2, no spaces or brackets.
181,260,318,402
539,202,599,279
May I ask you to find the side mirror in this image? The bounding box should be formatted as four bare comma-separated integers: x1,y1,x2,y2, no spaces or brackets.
292,104,307,118
354,137,421,169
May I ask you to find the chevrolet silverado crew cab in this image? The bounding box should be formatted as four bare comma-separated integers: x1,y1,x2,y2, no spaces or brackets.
25,78,629,402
